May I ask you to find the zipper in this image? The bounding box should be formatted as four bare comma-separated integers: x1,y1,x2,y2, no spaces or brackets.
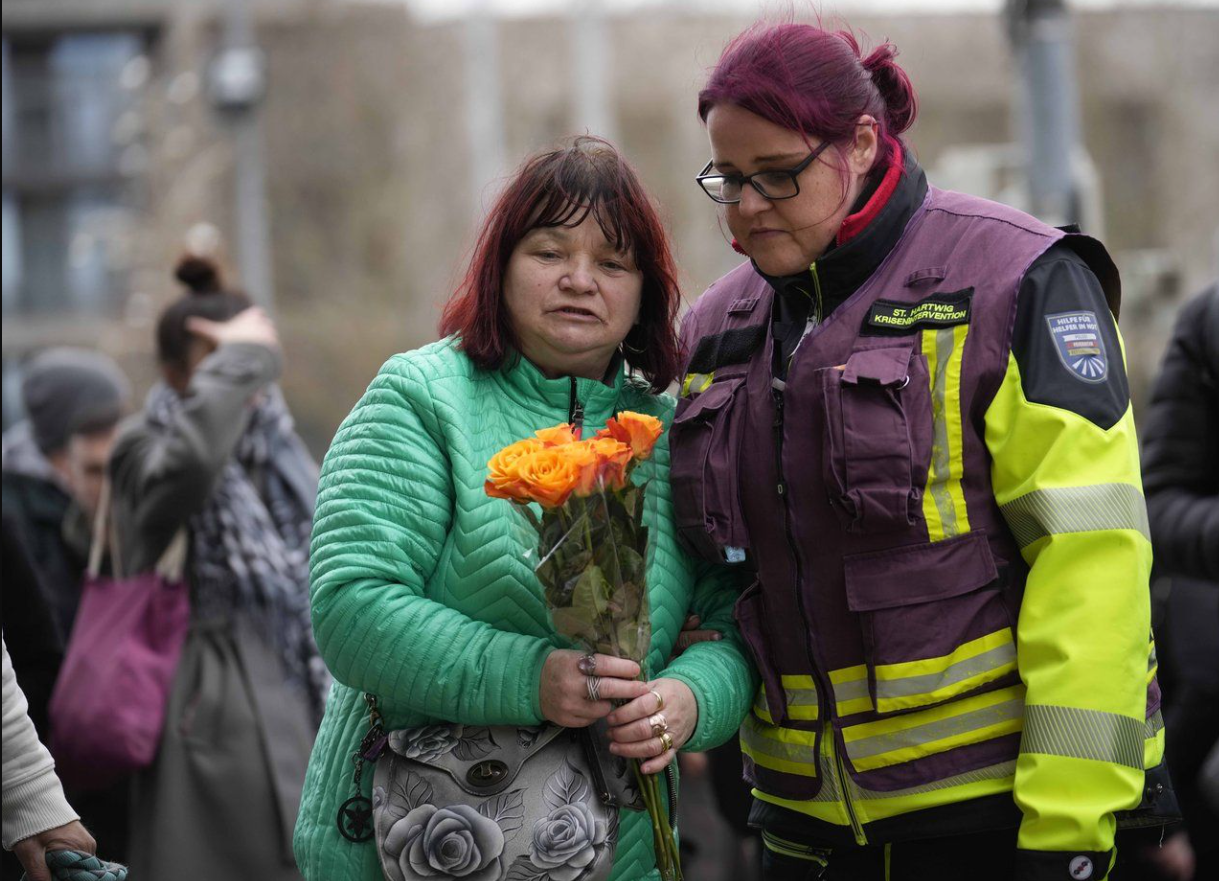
567,377,585,437
809,262,824,324
826,721,866,845
770,378,824,725
775,370,859,843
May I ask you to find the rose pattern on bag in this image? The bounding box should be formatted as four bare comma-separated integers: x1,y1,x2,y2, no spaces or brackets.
376,728,613,881
389,726,499,764
503,760,612,881
528,802,609,881
375,768,526,881
390,804,506,881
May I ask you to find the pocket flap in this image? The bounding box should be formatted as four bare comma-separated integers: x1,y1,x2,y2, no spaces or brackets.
842,343,914,387
674,377,743,422
844,532,998,612
385,725,564,796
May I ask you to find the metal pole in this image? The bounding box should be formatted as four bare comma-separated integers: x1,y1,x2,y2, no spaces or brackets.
464,0,506,219
1005,0,1082,227
212,0,274,310
572,0,615,142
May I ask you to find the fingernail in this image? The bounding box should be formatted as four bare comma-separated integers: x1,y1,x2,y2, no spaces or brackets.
713,633,722,640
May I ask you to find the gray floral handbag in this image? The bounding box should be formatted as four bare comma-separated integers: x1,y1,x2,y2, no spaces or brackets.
370,719,641,881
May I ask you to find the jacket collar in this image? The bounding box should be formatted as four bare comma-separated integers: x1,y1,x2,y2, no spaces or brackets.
492,349,627,423
758,144,928,316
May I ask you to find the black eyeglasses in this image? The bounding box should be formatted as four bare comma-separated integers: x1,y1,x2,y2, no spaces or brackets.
696,140,832,204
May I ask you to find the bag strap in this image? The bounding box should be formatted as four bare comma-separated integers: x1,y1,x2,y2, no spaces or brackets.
87,479,115,579
87,478,185,581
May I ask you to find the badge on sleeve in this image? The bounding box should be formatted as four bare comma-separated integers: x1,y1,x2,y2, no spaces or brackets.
1046,311,1108,383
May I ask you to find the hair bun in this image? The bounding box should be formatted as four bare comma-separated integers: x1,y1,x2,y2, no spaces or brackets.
862,42,917,136
174,254,223,295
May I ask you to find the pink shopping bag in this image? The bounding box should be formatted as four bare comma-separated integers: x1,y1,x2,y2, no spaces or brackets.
48,485,189,790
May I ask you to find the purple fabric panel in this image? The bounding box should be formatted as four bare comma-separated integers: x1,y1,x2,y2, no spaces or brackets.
843,532,999,612
843,345,914,387
846,731,1023,792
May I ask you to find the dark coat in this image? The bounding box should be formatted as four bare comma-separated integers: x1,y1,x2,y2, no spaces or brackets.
108,342,316,881
0,463,88,643
1142,284,1219,583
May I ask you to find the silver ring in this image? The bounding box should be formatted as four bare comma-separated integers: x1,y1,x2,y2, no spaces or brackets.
578,653,597,676
585,676,602,702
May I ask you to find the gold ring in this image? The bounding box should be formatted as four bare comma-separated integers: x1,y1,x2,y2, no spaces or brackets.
651,689,664,711
659,732,674,754
649,713,668,738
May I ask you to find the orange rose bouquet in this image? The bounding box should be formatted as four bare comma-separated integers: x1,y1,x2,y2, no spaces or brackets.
485,411,682,879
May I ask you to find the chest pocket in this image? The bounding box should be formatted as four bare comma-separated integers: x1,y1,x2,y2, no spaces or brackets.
820,339,932,533
670,376,750,563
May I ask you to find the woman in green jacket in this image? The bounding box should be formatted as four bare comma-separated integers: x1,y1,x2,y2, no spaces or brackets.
294,136,758,881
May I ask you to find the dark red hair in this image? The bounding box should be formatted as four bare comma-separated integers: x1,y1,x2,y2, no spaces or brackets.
698,22,918,172
439,136,681,392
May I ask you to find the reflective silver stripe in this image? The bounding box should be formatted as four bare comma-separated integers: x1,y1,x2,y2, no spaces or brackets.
786,687,819,709
834,678,870,704
740,719,817,766
756,686,819,718
1145,709,1164,740
928,326,960,536
999,483,1150,549
876,643,1017,701
846,697,1024,761
1020,704,1144,770
850,760,1017,801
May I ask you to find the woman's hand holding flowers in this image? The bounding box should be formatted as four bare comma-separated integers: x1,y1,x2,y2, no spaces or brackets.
539,650,650,727
605,678,697,774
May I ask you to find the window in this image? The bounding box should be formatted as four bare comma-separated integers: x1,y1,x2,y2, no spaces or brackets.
2,31,149,318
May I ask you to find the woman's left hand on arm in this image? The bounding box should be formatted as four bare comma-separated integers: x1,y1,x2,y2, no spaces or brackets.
604,677,697,774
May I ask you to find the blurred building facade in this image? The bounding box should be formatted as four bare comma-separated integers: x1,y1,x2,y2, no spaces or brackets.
3,0,1217,451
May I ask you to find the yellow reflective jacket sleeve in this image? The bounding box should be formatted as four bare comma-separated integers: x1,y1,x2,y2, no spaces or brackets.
983,253,1151,879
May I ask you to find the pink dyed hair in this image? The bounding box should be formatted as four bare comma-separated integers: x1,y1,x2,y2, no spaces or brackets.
698,22,918,172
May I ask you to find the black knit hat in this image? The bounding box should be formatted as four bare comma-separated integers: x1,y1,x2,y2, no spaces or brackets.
21,348,132,455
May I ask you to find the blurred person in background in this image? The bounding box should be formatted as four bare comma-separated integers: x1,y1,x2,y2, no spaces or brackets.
674,20,1171,880
108,255,326,880
293,136,756,881
0,350,132,871
2,636,95,881
1133,282,1219,881
1,348,131,641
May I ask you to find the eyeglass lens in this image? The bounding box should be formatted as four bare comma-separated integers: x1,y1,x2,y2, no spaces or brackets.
700,169,802,203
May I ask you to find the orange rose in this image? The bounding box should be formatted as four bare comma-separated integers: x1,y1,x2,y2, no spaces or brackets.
584,437,633,492
535,423,579,446
485,438,545,502
597,411,663,460
561,441,603,497
514,448,581,508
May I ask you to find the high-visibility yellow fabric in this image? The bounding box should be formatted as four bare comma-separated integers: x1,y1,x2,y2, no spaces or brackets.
921,323,971,540
872,628,1017,712
984,351,1150,856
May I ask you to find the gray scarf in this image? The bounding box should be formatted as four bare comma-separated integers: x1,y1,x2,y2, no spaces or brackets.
145,383,328,718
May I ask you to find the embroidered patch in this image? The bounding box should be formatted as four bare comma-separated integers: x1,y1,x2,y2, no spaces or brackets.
1046,311,1108,383
863,289,973,335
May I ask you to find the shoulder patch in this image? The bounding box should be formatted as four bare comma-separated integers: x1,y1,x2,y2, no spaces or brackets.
1046,311,1108,383
862,288,973,336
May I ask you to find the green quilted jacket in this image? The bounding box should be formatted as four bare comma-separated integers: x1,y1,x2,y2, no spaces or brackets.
293,338,758,881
